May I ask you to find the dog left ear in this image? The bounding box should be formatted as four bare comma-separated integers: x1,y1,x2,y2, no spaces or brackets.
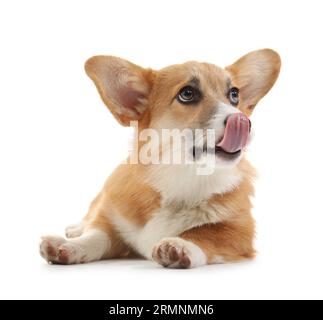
226,49,281,116
85,56,155,126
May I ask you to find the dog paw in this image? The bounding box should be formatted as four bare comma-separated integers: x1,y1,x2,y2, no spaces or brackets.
40,236,84,264
152,237,206,269
65,223,84,238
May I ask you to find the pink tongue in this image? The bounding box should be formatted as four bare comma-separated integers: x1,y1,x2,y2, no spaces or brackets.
216,113,250,153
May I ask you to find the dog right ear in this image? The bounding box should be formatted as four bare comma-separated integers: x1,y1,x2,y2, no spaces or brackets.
226,49,281,116
85,56,155,126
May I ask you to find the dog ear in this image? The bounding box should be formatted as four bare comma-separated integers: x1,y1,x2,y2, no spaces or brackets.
85,56,155,126
226,49,281,116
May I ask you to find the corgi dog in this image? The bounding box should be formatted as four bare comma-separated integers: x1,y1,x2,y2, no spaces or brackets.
40,49,281,268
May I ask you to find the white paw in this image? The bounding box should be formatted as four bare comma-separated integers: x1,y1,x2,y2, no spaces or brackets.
152,237,207,269
65,222,84,238
39,235,85,264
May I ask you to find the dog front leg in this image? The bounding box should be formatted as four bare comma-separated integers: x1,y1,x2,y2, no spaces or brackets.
152,217,255,268
40,208,128,264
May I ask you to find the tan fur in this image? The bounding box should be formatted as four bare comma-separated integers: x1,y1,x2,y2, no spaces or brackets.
103,164,161,226
40,49,281,268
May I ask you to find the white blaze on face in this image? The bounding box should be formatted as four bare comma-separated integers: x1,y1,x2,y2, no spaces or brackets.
207,102,242,141
195,102,252,174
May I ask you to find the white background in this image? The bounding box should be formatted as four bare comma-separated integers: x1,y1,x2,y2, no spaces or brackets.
0,0,322,299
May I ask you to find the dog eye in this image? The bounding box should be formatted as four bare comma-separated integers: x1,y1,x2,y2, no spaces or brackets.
228,87,239,106
177,86,199,104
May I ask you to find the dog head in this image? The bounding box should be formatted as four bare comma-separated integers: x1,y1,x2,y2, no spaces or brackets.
85,49,280,169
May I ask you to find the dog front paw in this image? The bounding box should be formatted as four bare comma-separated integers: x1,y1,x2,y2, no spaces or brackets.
152,237,206,269
40,236,84,264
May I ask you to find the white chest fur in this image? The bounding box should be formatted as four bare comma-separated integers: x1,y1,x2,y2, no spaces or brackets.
147,163,242,206
111,164,242,258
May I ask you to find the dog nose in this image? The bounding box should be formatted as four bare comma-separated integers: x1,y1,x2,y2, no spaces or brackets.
224,114,251,132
